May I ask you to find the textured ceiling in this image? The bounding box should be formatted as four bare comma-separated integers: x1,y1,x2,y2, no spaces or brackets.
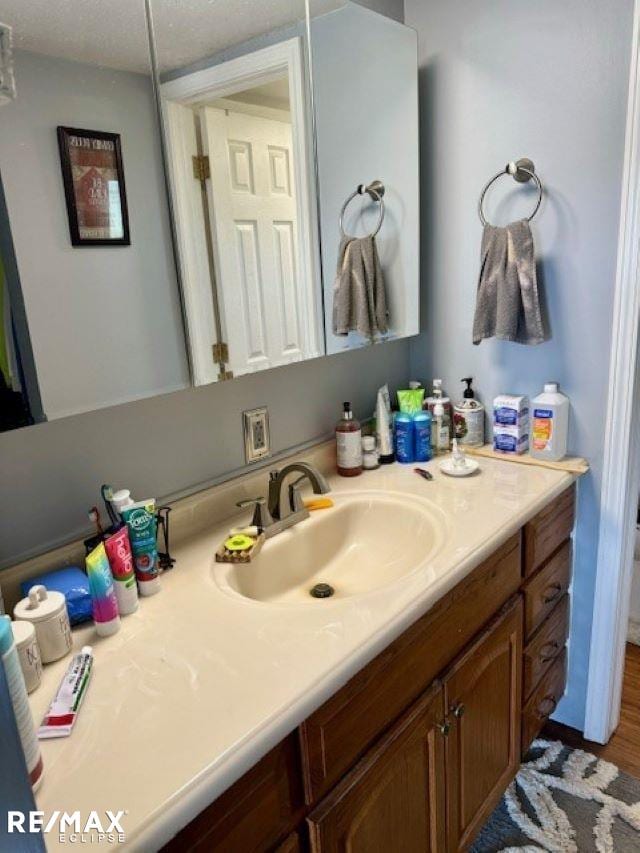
0,0,340,74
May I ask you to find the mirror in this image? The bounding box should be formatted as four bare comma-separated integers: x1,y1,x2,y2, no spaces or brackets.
152,0,420,387
0,0,189,431
149,0,320,385
0,0,420,431
308,1,419,354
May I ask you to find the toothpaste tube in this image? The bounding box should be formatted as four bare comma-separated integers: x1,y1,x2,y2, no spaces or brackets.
121,499,160,597
86,542,121,637
38,646,93,739
104,525,139,615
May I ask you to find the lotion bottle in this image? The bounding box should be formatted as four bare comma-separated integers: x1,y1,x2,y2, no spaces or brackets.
336,402,363,476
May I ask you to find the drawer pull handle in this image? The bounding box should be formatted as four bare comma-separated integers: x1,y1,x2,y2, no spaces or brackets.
539,641,561,663
438,719,451,737
536,694,558,719
451,702,465,719
542,583,563,604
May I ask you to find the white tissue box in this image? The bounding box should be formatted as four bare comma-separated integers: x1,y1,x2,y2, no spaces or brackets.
493,394,529,426
493,423,529,455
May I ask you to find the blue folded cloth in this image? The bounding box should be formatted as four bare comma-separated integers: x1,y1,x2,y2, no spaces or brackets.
21,566,91,625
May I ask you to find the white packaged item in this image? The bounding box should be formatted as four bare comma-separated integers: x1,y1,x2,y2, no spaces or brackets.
493,394,529,426
11,620,42,694
530,383,569,461
0,616,44,790
493,423,529,455
38,646,93,739
13,584,72,664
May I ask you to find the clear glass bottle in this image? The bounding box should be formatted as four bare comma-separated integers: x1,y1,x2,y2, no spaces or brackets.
336,402,363,476
433,402,451,455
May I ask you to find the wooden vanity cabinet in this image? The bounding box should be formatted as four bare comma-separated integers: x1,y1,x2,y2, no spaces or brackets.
444,599,522,852
307,598,522,853
306,681,447,853
163,484,576,853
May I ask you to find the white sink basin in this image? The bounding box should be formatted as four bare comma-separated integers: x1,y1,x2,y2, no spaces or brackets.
212,491,445,604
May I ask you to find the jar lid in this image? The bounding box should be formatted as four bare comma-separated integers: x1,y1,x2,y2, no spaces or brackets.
11,619,35,648
13,584,67,623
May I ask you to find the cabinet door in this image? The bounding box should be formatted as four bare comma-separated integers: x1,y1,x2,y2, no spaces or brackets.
307,682,447,853
444,597,523,853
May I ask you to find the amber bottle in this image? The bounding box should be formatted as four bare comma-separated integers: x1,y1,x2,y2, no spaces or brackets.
336,402,363,476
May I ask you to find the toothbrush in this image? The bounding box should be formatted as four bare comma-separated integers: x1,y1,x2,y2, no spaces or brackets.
88,506,104,537
101,484,119,527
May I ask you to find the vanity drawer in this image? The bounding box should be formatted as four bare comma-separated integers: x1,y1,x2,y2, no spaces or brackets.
161,733,304,852
523,485,575,578
299,533,521,804
523,541,572,640
523,595,569,702
522,649,567,754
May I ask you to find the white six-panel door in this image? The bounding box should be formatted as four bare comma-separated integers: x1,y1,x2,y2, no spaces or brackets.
200,106,308,376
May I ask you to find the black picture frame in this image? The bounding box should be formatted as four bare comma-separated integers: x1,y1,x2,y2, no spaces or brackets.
57,126,130,246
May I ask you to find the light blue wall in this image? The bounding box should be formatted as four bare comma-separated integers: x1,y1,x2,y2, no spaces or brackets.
405,0,633,729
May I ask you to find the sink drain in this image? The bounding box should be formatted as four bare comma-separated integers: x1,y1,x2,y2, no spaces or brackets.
310,582,335,599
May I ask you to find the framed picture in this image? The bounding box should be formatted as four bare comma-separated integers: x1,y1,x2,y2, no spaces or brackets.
57,126,130,246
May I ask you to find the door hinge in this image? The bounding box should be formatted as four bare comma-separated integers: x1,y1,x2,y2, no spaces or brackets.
192,154,210,182
212,342,229,364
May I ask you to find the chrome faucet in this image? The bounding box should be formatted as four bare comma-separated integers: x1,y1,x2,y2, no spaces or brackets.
237,462,330,539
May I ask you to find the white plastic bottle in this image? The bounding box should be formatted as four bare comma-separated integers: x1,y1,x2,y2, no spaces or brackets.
530,383,569,462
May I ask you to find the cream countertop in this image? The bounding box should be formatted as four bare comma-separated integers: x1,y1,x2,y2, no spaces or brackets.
27,455,574,851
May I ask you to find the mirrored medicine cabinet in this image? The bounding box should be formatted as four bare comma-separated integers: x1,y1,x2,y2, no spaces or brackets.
0,0,418,433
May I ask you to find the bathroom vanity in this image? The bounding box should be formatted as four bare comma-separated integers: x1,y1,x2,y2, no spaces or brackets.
13,448,576,852
163,483,574,853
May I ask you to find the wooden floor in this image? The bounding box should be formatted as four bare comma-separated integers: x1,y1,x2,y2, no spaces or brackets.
544,643,640,778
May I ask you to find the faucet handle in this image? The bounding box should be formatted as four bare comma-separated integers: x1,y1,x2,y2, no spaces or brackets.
236,497,273,531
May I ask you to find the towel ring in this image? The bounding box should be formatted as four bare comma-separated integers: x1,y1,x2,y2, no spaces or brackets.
339,180,385,238
478,158,543,226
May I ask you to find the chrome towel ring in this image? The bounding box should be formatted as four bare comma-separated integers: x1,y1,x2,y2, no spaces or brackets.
478,158,543,226
339,180,385,238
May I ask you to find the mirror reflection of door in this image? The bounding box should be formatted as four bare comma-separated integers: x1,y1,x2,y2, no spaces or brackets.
160,38,322,385
202,102,307,375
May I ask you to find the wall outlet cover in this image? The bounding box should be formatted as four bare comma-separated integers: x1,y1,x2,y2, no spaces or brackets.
243,407,271,463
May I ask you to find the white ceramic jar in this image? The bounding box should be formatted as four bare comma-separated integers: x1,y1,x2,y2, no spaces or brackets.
13,585,72,664
11,620,42,693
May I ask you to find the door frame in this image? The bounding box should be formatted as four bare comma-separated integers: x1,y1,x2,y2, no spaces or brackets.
584,0,640,743
159,38,322,385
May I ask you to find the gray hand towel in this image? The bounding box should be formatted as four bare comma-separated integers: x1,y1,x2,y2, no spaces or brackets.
472,219,546,346
332,235,389,339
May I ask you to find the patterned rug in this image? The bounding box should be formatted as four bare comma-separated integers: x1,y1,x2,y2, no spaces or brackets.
471,739,640,852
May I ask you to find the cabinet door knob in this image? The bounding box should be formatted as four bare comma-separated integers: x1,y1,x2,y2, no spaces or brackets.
451,702,465,718
542,583,562,604
536,694,558,719
438,719,451,737
539,641,560,663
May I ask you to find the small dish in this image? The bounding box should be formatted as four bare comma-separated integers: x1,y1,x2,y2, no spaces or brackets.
439,457,479,478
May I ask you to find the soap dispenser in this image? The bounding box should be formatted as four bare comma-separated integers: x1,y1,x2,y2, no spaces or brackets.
454,377,485,447
336,402,363,476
